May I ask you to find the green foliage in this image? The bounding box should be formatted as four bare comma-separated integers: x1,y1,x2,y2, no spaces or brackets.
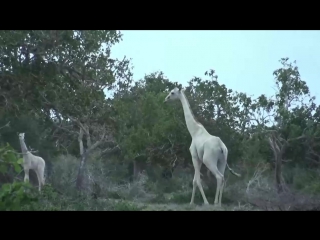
0,143,22,174
0,143,40,210
283,167,320,195
0,30,133,160
0,181,38,210
0,115,59,162
113,72,188,167
0,30,126,116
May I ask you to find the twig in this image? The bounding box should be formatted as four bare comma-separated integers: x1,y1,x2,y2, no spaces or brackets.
0,121,10,130
246,162,269,194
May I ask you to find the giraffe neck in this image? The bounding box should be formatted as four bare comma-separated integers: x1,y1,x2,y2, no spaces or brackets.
179,90,202,137
19,139,29,154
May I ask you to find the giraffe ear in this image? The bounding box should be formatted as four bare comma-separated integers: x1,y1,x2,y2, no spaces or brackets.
178,84,182,92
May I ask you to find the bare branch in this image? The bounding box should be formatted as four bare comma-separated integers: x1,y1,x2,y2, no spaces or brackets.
101,145,120,155
0,121,10,130
85,124,91,148
246,162,269,194
87,124,106,153
0,94,9,107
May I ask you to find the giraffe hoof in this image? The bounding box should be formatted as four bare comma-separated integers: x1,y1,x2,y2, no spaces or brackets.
204,202,209,205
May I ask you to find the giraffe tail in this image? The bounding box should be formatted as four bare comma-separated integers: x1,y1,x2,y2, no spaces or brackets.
226,163,241,177
219,138,241,177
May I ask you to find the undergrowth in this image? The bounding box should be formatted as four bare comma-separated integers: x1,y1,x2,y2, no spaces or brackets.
1,152,320,211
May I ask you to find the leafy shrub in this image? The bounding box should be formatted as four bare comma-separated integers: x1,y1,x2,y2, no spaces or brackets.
0,143,38,211
0,143,23,176
0,181,38,210
285,167,320,195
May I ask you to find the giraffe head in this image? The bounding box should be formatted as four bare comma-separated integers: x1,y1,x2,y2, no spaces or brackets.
18,133,25,140
164,86,183,103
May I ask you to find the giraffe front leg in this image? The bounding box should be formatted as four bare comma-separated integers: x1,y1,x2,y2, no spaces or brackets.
190,172,197,205
35,169,42,192
24,168,30,183
190,146,209,205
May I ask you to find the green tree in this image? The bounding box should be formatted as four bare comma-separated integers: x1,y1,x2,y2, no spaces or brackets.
257,58,319,192
113,72,189,178
0,30,132,190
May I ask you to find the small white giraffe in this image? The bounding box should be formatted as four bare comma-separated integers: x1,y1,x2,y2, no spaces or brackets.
164,86,241,206
18,133,46,191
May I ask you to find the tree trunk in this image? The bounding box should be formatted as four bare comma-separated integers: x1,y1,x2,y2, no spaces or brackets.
85,125,92,148
76,150,88,190
268,134,286,193
133,160,142,180
75,123,106,190
275,155,283,193
78,128,84,155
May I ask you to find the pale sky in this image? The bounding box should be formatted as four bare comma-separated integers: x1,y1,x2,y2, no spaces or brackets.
110,30,320,104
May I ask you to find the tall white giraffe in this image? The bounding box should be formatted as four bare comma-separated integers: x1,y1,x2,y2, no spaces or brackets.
164,87,241,206
18,133,46,191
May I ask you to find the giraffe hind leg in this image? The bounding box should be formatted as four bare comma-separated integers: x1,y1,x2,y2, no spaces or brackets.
203,152,224,206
